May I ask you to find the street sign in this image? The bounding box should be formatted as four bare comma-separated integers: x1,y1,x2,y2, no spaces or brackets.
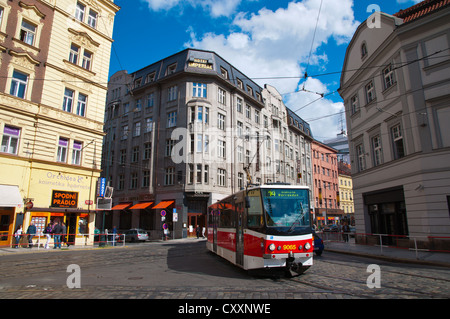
97,197,112,210
173,212,178,222
161,210,166,217
97,178,106,197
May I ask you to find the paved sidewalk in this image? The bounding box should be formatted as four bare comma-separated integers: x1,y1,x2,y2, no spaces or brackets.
324,240,450,268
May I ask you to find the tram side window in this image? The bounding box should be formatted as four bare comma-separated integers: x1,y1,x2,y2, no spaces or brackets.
247,189,263,228
219,197,235,228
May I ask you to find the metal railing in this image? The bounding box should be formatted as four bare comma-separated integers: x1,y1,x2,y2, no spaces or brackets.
0,232,126,249
318,230,450,258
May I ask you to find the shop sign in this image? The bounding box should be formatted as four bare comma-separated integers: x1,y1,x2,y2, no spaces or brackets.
51,190,78,208
188,58,213,69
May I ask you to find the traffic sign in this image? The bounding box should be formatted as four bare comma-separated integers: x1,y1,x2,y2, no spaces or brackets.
161,210,166,216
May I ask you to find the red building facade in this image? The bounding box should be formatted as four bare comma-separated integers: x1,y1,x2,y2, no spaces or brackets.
312,140,343,227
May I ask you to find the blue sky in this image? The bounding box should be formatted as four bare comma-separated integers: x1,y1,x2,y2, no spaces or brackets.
109,0,422,141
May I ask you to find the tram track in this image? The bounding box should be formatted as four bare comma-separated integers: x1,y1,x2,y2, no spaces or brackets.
280,254,450,299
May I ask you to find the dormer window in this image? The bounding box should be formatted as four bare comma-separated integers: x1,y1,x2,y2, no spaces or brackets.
166,63,177,75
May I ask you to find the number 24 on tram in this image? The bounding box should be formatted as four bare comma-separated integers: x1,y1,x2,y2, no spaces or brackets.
207,185,313,277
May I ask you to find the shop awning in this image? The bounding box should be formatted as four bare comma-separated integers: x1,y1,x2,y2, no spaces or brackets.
129,202,153,210
110,203,132,210
152,200,174,209
0,185,23,208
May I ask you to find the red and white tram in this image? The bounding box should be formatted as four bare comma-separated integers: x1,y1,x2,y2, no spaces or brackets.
207,184,313,276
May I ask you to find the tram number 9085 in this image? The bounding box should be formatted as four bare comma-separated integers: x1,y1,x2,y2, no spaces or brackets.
283,244,297,251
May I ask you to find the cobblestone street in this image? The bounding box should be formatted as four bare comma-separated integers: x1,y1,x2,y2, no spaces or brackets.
1,240,449,300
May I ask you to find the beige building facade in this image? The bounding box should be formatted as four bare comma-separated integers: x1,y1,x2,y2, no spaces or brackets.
0,0,119,247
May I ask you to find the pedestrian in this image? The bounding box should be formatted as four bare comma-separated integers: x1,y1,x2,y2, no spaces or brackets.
52,220,63,249
13,225,23,248
43,223,52,249
61,222,67,247
26,221,37,248
196,225,201,239
342,223,350,242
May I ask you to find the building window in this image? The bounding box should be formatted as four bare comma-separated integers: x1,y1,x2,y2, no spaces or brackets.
218,140,226,158
57,138,69,163
117,175,124,190
218,88,226,105
69,44,80,64
218,113,225,130
238,172,244,189
75,2,85,21
361,42,368,58
20,20,36,46
383,64,395,90
166,63,177,75
145,117,153,133
217,168,226,186
133,122,141,137
245,104,251,119
165,139,176,157
164,167,175,185
10,70,28,99
76,93,87,116
356,143,366,172
1,126,20,155
350,94,359,114
121,125,128,140
120,149,126,164
63,88,74,112
87,9,98,28
132,146,139,162
143,142,152,160
168,86,177,101
167,111,177,128
196,164,202,183
391,124,405,159
204,165,209,184
82,50,92,70
130,172,138,189
193,83,207,98
372,135,383,166
365,81,375,103
142,170,150,187
237,97,243,113
72,141,82,165
255,110,260,124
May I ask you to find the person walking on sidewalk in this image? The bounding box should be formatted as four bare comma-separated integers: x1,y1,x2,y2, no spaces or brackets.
52,221,63,249
26,221,37,248
43,223,52,249
13,225,23,248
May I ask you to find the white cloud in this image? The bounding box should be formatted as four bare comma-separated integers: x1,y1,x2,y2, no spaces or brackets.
141,0,243,17
186,0,358,140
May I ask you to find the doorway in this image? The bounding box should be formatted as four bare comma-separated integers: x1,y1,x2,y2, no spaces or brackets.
66,213,77,245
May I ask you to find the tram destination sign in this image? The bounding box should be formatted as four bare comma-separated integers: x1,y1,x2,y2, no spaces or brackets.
51,190,78,208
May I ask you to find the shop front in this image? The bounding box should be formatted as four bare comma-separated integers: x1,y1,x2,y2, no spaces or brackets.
0,185,24,247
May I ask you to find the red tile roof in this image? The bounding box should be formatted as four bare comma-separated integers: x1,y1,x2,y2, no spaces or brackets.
394,0,450,23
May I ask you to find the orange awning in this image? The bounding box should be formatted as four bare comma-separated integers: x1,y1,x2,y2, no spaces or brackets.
152,201,174,209
111,203,132,210
129,202,153,210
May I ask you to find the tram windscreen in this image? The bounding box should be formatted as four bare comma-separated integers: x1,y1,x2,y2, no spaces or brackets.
261,188,310,229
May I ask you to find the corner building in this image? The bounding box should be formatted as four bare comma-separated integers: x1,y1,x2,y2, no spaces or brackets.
0,0,119,247
339,0,450,249
102,49,314,239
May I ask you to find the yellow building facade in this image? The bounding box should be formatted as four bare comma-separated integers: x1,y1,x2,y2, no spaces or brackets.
0,0,119,247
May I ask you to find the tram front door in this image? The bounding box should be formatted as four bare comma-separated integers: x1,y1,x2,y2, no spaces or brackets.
235,203,244,267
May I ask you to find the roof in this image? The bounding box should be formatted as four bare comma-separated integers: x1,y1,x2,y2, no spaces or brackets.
394,0,450,23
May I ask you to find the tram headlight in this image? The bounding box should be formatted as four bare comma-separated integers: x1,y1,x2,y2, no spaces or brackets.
304,242,311,250
268,243,276,251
